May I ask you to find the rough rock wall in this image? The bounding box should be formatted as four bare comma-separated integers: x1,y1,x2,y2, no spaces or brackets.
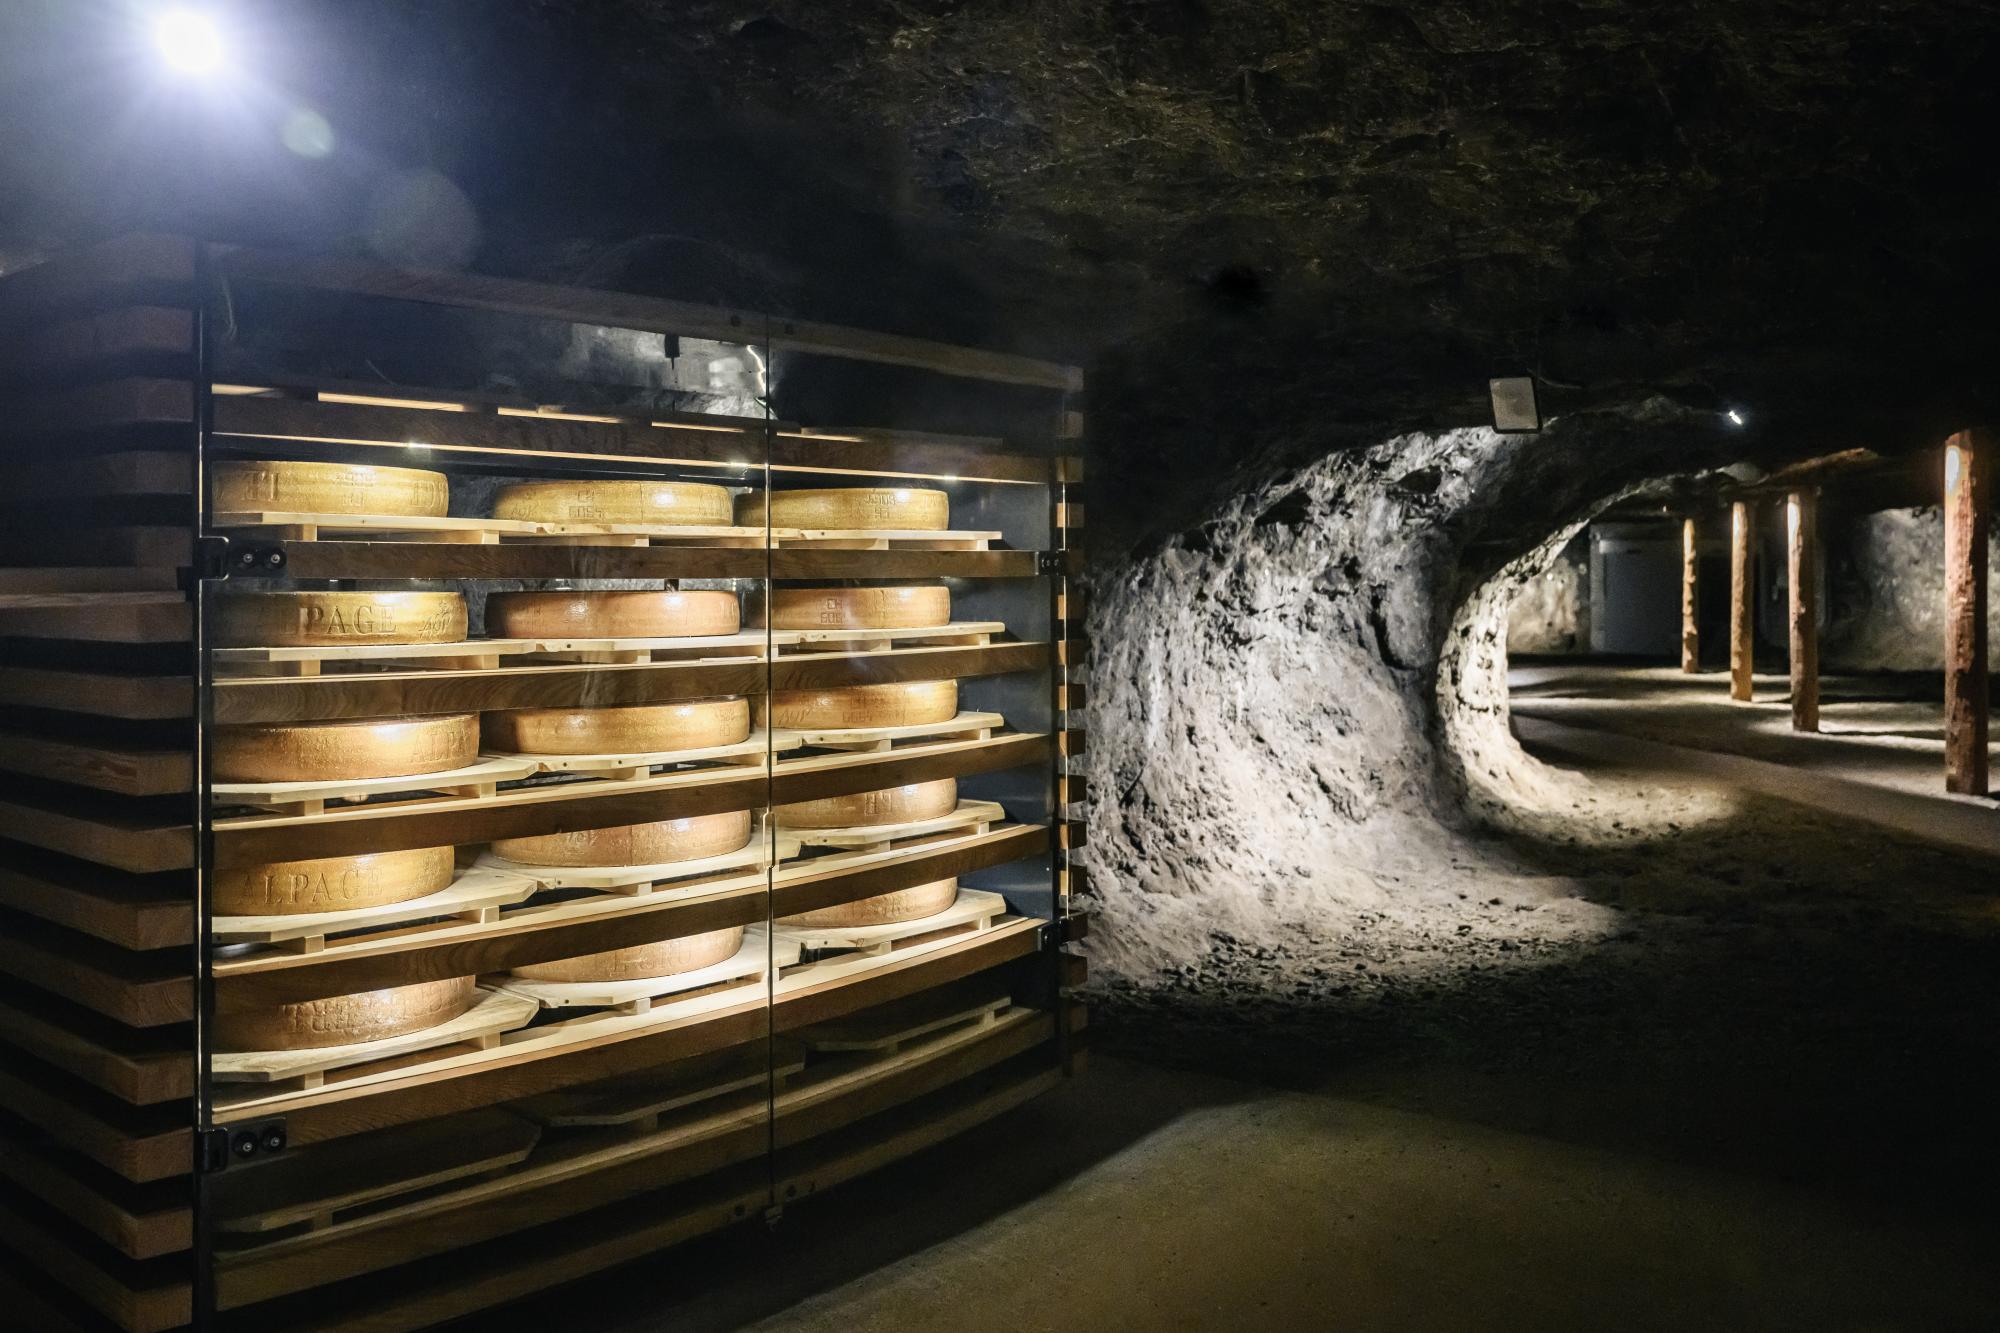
1082,400,1749,984
1822,507,2000,673
1504,536,1589,654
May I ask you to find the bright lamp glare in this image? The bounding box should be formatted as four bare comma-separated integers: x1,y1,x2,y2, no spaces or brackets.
155,10,225,74
1726,408,1746,427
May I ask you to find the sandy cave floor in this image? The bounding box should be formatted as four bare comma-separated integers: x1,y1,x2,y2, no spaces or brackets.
482,688,2000,1332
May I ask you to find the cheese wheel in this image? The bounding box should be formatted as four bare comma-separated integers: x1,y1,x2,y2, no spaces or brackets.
486,590,740,639
512,926,745,982
212,591,468,648
483,698,749,755
774,779,957,830
737,487,949,531
213,460,449,518
768,586,950,631
214,977,476,1052
213,845,456,916
770,680,958,730
492,809,754,868
212,713,480,783
493,480,733,527
781,879,958,929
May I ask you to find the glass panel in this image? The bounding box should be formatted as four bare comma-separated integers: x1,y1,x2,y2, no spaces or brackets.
195,269,781,1326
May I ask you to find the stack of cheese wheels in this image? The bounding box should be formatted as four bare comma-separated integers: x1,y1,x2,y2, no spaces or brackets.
212,714,481,783
212,460,449,518
736,487,948,532
483,698,749,755
773,778,958,830
767,585,950,633
770,680,957,731
492,809,754,868
212,591,469,648
486,589,740,639
780,878,959,930
492,479,732,527
214,977,477,1052
214,846,457,917
511,925,746,983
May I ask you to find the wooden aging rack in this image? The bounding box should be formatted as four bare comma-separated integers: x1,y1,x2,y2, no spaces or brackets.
0,235,1090,1332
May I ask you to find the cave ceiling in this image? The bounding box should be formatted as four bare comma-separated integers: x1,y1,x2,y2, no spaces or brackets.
4,1,1999,480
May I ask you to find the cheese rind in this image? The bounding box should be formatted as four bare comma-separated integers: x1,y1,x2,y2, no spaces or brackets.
768,586,950,631
780,878,958,928
213,845,457,916
214,977,477,1052
213,713,481,783
212,460,449,518
486,589,740,639
511,926,746,982
491,809,754,868
737,487,949,531
483,698,750,755
493,480,733,526
770,680,958,730
774,779,958,829
212,591,468,647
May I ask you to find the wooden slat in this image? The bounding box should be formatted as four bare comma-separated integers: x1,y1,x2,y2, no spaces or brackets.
0,992,191,1103
0,1187,190,1332
272,539,767,582
0,797,192,874
0,592,189,644
0,1058,188,1183
769,732,1051,808
0,235,195,332
0,526,191,570
0,915,192,1027
0,378,194,442
0,668,192,721
0,858,192,951
1,307,193,381
1059,728,1086,758
1057,635,1089,667
769,549,1040,581
771,823,1047,921
1059,820,1085,851
0,568,178,594
218,246,1081,391
0,732,191,796
6,451,190,502
0,1120,191,1259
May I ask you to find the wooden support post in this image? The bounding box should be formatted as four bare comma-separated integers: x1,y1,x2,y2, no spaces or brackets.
1787,490,1819,732
1681,516,1700,673
1944,430,1989,795
1729,501,1755,701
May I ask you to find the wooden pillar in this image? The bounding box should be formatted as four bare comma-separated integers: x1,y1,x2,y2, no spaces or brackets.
1787,490,1819,732
1944,430,1989,795
1681,516,1700,672
1729,500,1755,701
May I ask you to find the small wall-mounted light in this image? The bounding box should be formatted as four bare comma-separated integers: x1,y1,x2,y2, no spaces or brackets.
1947,443,1965,496
154,9,227,75
1726,408,1747,427
1488,376,1540,434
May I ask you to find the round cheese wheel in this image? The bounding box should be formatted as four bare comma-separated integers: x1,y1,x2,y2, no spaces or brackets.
212,591,468,648
770,680,958,731
774,779,958,830
214,977,476,1052
493,480,733,527
212,460,449,518
492,809,754,868
768,586,950,631
738,487,949,531
512,925,745,982
212,713,481,784
780,879,958,929
486,589,740,639
213,845,456,916
483,698,749,755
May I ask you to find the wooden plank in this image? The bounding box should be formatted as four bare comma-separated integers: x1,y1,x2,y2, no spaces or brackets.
0,1121,191,1259
1944,431,1989,795
1681,515,1700,673
1060,727,1086,758
6,451,191,501
773,917,1041,1033
0,1188,190,1332
1,307,193,381
0,568,179,594
1729,500,1755,702
0,668,191,722
0,526,191,570
0,915,192,1026
0,859,192,951
769,732,1052,808
0,592,189,644
0,798,192,874
0,378,194,441
0,1060,188,1183
769,548,1040,581
767,641,1049,692
770,824,1048,921
272,538,767,582
0,993,191,1103
217,246,1082,391
0,235,195,332
0,732,191,796
0,1252,102,1333
1788,490,1819,732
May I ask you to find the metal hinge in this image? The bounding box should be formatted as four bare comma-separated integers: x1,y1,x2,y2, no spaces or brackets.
195,1118,287,1172
1036,549,1065,577
181,533,287,594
